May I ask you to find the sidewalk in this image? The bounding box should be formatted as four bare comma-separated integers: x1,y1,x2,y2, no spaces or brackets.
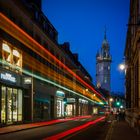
106,120,140,140
0,115,92,135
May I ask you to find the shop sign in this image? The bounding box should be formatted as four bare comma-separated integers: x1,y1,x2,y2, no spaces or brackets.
67,98,75,103
56,90,65,98
0,72,16,83
79,98,88,104
24,77,32,84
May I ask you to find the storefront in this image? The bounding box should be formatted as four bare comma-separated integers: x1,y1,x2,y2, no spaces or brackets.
34,98,49,120
66,98,76,117
56,90,65,118
92,107,98,115
78,98,88,115
1,86,22,124
0,68,23,124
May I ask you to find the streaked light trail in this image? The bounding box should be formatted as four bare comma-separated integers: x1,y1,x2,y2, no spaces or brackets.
43,116,105,140
0,13,106,102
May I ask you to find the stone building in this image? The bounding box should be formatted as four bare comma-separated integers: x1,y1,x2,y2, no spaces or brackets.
0,0,106,126
96,30,112,93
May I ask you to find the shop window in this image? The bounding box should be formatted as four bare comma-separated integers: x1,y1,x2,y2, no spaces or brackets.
1,86,23,124
13,89,18,122
18,89,22,121
57,99,64,117
13,49,22,68
1,86,6,123
66,104,73,116
2,42,22,73
2,43,11,63
7,87,12,123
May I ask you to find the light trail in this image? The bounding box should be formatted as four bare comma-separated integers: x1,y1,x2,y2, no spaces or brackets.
43,116,105,140
0,13,106,102
31,115,92,126
0,59,103,104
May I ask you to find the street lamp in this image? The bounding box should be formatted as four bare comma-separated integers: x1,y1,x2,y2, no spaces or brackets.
109,98,113,102
118,63,127,75
85,88,88,92
120,105,123,109
119,63,125,71
109,97,114,112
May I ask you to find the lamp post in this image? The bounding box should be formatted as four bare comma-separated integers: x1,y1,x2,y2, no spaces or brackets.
109,97,113,112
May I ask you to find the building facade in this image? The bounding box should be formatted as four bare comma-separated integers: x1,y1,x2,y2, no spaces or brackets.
125,0,140,132
125,0,140,109
0,0,106,126
96,31,112,93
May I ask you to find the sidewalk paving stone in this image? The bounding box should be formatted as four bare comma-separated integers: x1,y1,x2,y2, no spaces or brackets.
110,121,140,140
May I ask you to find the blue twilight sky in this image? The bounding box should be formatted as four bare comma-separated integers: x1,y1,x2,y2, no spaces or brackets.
42,0,130,93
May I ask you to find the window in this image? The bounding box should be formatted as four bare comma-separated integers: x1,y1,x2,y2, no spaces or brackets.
104,76,107,83
2,43,11,63
99,66,103,71
2,42,22,72
13,49,22,68
18,89,22,121
35,11,39,20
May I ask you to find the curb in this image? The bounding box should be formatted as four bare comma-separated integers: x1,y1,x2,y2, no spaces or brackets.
0,121,67,135
105,120,116,140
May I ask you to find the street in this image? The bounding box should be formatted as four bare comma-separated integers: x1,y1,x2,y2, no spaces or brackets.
61,120,109,140
0,117,109,140
0,0,140,140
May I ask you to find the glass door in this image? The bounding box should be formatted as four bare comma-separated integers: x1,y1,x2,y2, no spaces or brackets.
57,100,61,117
66,104,73,116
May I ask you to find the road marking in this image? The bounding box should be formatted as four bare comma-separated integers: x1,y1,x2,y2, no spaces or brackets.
105,120,115,140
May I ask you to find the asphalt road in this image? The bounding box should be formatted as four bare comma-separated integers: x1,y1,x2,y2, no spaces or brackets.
0,117,110,140
62,120,110,140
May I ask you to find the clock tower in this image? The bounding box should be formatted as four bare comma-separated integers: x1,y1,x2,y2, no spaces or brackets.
96,30,112,92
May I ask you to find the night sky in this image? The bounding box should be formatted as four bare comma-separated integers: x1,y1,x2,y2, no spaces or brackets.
42,0,130,94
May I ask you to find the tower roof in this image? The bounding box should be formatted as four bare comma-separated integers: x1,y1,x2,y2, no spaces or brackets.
102,28,109,48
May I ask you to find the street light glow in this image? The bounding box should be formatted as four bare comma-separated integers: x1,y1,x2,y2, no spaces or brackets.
120,105,123,109
109,98,113,102
119,64,125,71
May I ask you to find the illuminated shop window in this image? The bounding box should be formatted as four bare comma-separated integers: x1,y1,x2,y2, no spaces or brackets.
13,89,18,122
2,43,11,63
2,42,22,72
1,86,6,123
66,104,73,116
13,49,22,68
1,86,23,123
18,89,22,121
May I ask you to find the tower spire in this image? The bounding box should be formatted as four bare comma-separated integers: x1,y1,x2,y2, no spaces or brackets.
104,26,107,40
